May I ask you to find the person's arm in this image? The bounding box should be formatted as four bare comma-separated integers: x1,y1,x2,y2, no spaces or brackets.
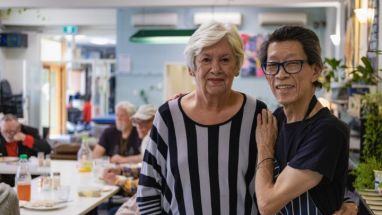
110,154,142,164
16,126,51,154
255,109,322,215
256,164,322,215
334,202,358,215
93,144,106,158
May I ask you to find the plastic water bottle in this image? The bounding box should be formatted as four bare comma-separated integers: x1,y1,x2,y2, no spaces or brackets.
77,136,93,173
15,154,31,201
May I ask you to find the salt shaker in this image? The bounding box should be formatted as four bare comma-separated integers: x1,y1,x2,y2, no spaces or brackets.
52,172,61,189
44,154,51,167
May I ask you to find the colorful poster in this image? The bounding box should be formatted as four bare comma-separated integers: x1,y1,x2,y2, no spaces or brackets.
240,33,267,77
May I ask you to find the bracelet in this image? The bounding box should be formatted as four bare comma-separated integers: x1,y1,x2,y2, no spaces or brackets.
256,158,274,170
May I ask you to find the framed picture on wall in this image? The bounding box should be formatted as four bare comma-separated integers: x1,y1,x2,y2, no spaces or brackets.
240,33,267,77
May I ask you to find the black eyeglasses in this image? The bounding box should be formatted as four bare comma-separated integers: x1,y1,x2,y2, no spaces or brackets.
262,60,306,76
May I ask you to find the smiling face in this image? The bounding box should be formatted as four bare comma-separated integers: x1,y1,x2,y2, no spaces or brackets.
193,37,238,97
265,40,321,107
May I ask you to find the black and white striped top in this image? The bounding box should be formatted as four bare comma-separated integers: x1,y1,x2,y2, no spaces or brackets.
137,94,266,215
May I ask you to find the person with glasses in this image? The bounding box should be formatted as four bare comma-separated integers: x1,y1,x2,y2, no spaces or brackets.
255,26,352,215
0,114,52,186
0,113,51,158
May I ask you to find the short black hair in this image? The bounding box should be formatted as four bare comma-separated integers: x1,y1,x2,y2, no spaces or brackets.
260,26,323,88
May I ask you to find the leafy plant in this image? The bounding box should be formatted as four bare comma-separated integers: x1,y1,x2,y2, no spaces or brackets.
320,58,347,91
352,157,382,190
361,92,382,159
350,56,382,85
352,92,382,190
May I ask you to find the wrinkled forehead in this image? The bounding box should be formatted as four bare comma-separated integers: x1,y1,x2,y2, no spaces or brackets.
116,107,129,116
267,40,306,60
0,119,19,130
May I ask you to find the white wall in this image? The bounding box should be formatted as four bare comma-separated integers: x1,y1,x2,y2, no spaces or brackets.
0,49,5,79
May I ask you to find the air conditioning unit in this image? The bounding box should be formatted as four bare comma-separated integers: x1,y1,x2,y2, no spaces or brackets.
258,12,307,26
131,13,178,27
193,12,242,26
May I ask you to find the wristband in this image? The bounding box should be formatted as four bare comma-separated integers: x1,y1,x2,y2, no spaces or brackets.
256,158,274,170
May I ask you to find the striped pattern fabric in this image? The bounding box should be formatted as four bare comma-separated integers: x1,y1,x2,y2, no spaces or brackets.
137,94,265,215
273,160,322,215
276,192,322,215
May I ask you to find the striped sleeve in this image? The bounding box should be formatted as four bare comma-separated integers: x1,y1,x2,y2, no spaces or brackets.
137,109,168,214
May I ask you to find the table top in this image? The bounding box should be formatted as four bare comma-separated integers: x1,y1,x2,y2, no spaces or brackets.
0,159,50,175
19,160,119,215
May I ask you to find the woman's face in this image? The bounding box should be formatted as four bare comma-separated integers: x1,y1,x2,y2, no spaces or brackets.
265,40,320,106
193,37,238,96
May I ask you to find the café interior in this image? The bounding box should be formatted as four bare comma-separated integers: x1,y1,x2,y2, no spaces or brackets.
0,0,381,214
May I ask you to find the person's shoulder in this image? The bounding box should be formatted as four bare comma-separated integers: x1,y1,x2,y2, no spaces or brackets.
21,124,39,134
158,98,179,114
242,93,267,110
312,108,349,134
273,107,284,119
103,126,120,135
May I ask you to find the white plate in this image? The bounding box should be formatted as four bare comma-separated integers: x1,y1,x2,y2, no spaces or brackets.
21,200,67,211
0,156,19,162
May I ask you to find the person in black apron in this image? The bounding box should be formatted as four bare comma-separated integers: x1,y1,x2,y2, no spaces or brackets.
255,26,356,215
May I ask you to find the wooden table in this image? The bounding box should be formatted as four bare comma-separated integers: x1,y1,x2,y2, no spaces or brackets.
19,160,119,215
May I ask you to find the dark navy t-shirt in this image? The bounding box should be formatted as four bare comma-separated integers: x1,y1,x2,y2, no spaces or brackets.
273,107,349,214
98,126,141,157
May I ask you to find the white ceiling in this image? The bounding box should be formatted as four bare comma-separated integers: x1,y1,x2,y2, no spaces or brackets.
0,0,341,9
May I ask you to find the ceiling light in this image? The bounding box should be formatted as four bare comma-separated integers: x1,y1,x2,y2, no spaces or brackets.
193,12,242,25
129,29,196,44
354,8,375,23
90,38,114,45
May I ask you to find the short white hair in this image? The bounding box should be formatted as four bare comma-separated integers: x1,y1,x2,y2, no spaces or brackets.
184,21,244,71
115,101,136,116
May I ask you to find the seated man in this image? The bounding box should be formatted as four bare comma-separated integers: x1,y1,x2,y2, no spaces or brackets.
131,104,156,157
102,104,157,185
101,104,157,215
0,114,51,157
93,101,141,164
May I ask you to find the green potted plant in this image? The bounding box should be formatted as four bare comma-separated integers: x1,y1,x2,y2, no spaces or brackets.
351,56,381,85
352,92,382,190
353,157,382,190
320,58,348,99
320,58,346,91
347,56,382,95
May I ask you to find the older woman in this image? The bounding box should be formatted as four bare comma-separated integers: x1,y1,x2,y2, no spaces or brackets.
137,21,266,214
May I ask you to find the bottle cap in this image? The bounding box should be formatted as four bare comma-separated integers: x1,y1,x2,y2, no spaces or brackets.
19,154,27,160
